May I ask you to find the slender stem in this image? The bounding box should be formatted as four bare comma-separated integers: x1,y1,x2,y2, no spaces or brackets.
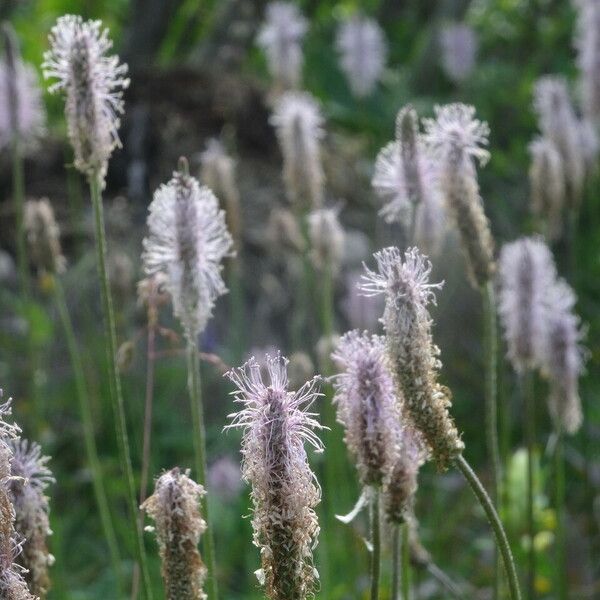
392,525,400,600
186,340,218,600
522,371,536,600
12,139,28,297
482,280,501,599
89,175,153,600
555,432,567,600
455,455,522,600
401,522,410,600
370,491,381,600
227,261,245,362
54,278,123,589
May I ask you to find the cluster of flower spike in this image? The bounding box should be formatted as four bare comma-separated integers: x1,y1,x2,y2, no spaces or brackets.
574,0,600,122
143,162,234,341
307,206,345,275
226,355,323,600
498,236,586,434
142,468,207,600
361,247,464,471
43,15,129,183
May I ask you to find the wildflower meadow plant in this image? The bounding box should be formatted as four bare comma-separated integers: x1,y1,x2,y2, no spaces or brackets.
335,14,387,98
257,2,308,91
143,158,233,598
361,246,521,600
142,468,207,600
8,439,54,599
43,15,150,597
226,354,323,600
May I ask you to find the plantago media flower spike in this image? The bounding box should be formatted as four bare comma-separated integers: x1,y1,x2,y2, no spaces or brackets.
533,76,585,207
0,24,46,151
360,247,464,470
8,439,54,598
574,0,600,122
24,199,66,276
200,139,242,250
42,15,129,184
528,137,566,240
336,14,387,98
384,426,425,524
226,354,323,600
271,91,325,208
541,281,585,434
307,206,345,275
331,331,400,487
423,103,494,286
439,23,477,83
142,157,234,342
0,392,35,600
142,468,207,600
257,2,307,90
497,237,558,374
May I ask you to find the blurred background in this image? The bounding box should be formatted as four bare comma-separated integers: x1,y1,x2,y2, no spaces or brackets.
0,0,599,598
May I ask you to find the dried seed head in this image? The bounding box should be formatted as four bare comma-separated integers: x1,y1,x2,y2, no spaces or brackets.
43,15,129,183
383,426,425,524
528,137,566,241
0,25,46,152
0,393,35,600
307,206,345,275
331,331,400,487
439,22,477,83
335,15,387,98
423,103,494,286
200,139,242,250
257,2,307,90
8,439,54,599
533,76,585,207
271,92,325,208
360,247,464,470
142,468,207,600
24,199,65,276
497,237,558,374
142,162,234,341
574,0,600,121
226,354,323,600
541,281,585,434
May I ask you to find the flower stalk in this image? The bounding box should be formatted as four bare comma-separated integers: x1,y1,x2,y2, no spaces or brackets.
370,491,381,600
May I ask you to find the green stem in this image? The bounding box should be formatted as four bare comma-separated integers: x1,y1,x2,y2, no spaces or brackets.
89,174,153,600
370,492,381,600
186,340,218,600
392,525,400,600
455,455,522,600
54,278,123,590
401,522,410,600
227,261,245,362
555,432,567,600
482,280,501,599
12,140,28,297
522,371,536,600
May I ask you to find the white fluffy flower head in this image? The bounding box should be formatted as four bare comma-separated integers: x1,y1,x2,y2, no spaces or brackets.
226,354,323,599
257,2,307,89
271,91,325,207
423,103,490,167
0,24,46,152
336,15,387,98
142,161,234,341
43,15,129,182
